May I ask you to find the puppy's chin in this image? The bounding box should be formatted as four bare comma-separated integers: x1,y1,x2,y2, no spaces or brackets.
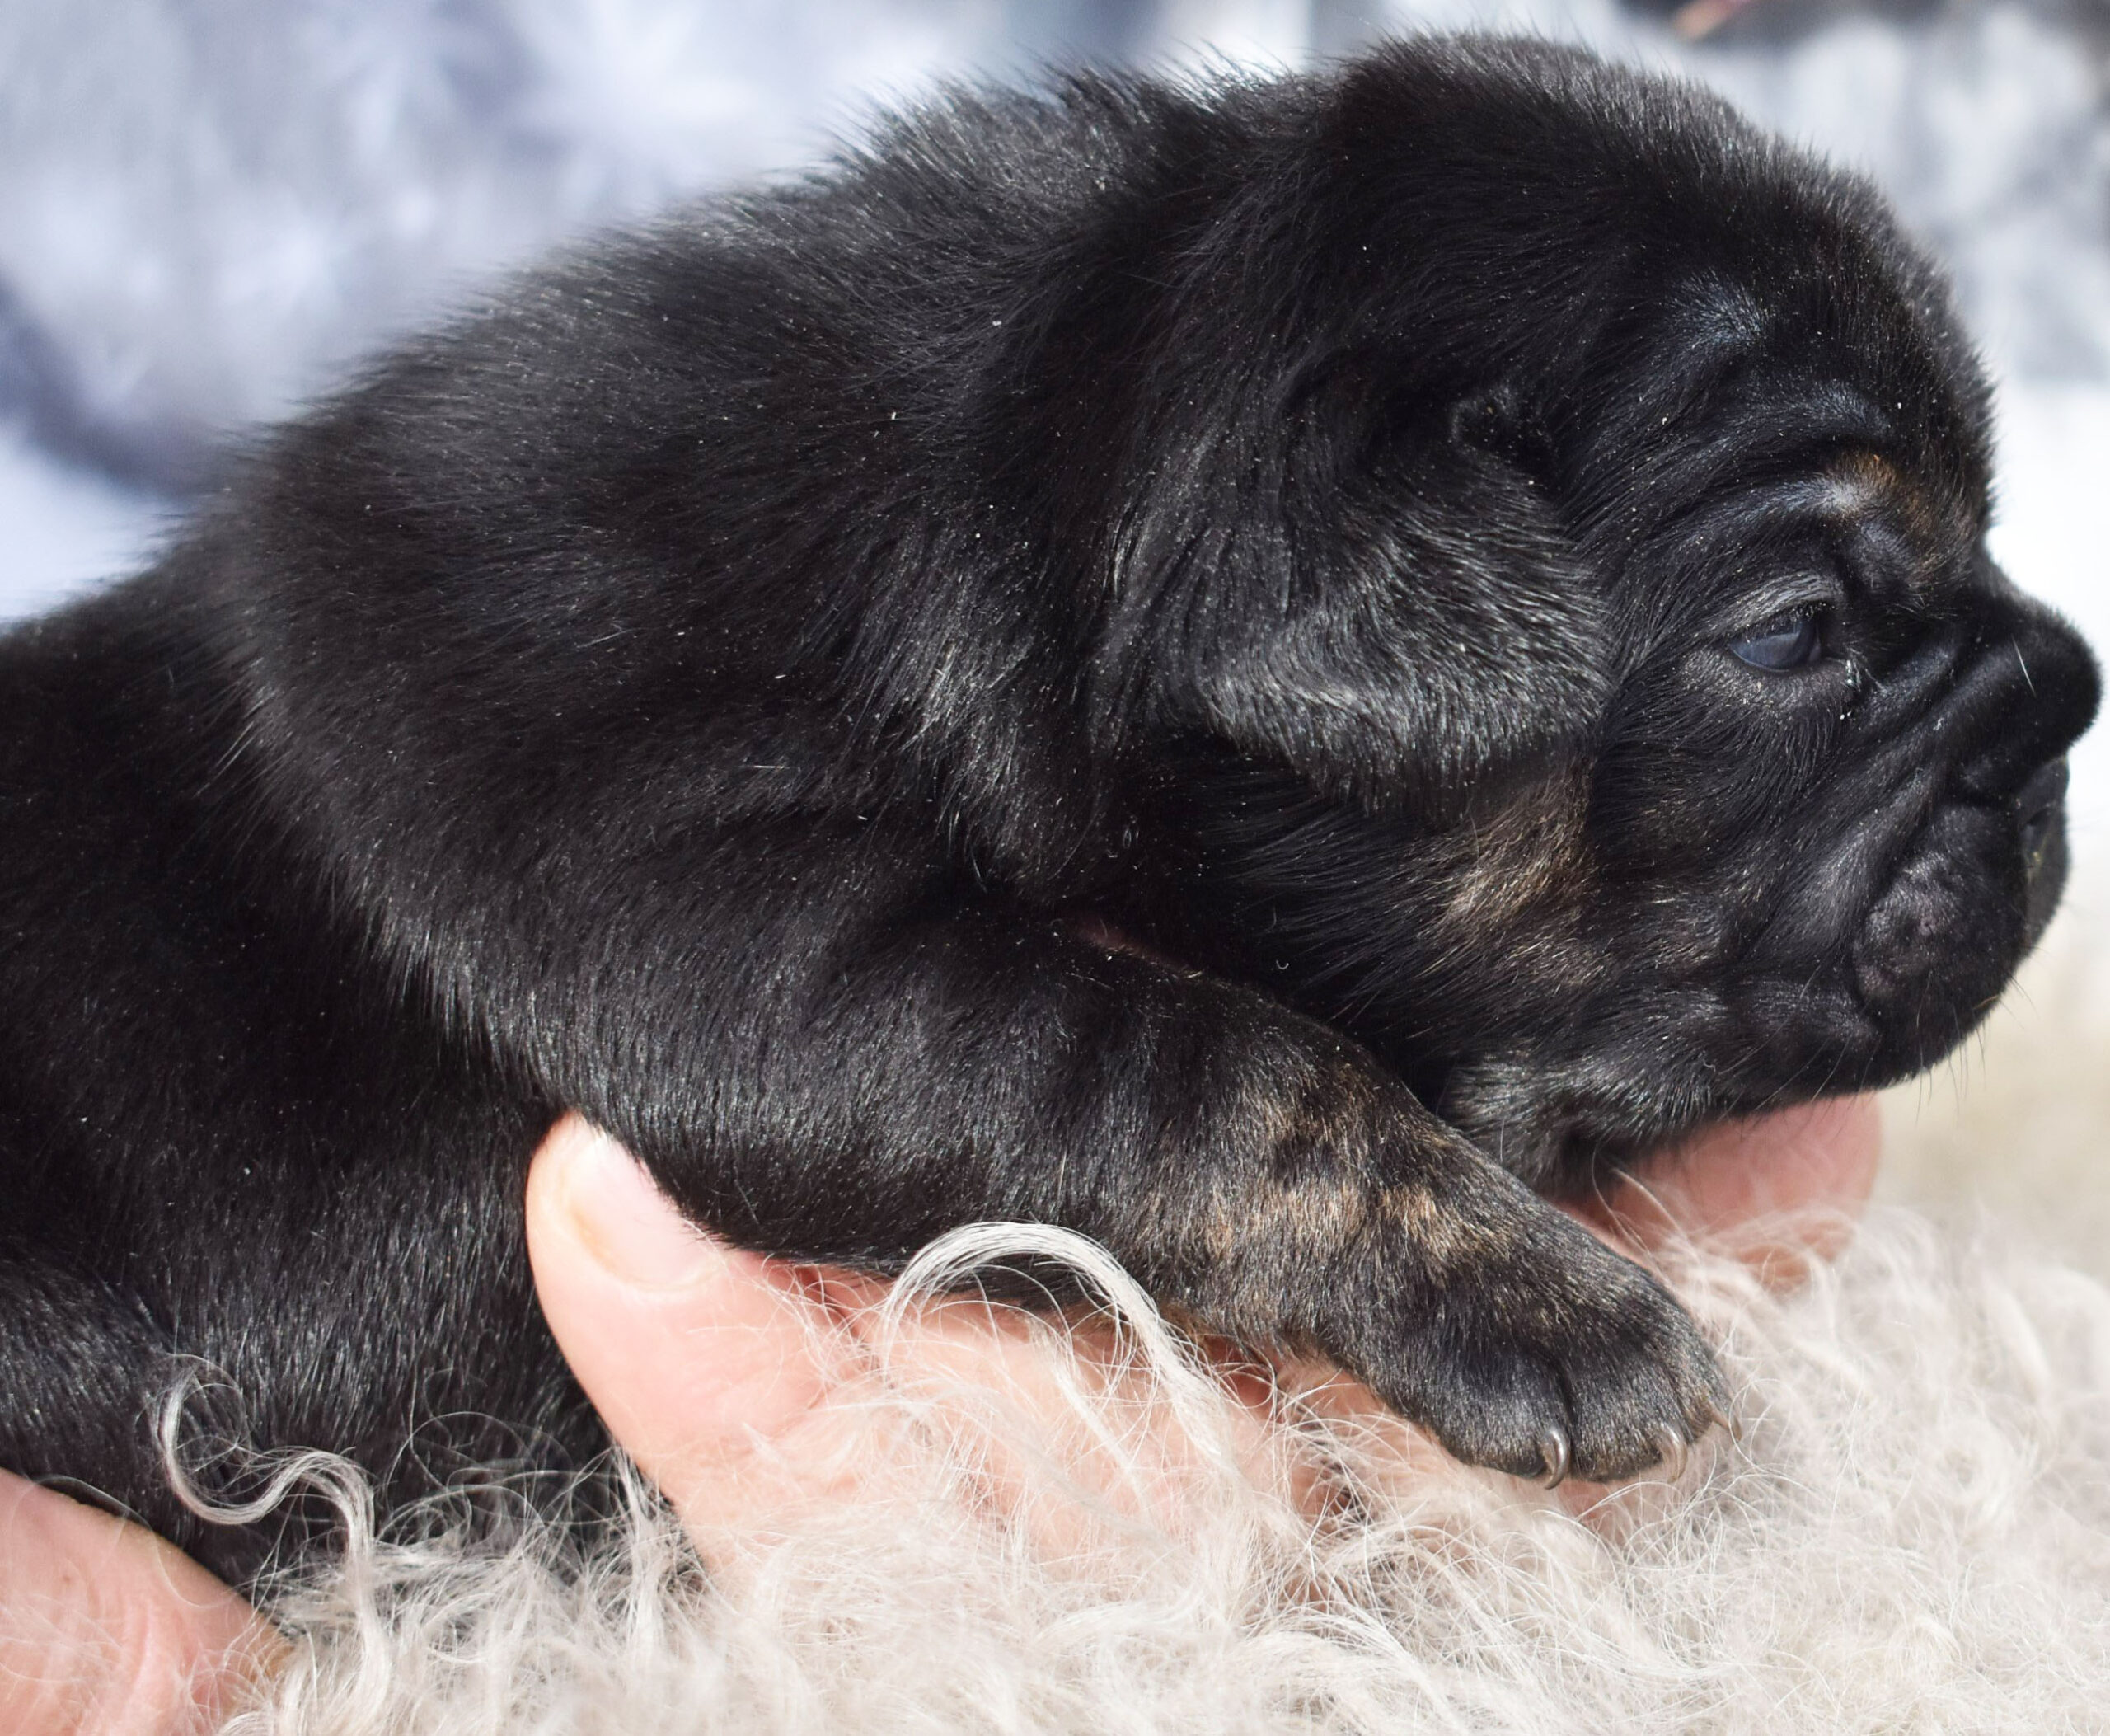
1072,767,2060,1204
1847,805,2033,1073
1533,790,2073,1192
1771,785,2069,1089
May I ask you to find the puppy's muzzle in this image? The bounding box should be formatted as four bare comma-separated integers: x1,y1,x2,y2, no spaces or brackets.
2016,754,2070,945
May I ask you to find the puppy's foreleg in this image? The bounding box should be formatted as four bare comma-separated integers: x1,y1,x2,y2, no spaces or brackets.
474,833,1723,1485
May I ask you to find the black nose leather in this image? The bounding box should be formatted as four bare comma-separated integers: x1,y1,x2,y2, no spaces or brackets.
1951,604,2098,805
2001,607,2100,778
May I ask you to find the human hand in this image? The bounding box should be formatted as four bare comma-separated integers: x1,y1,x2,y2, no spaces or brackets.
525,1095,1885,1546
1,1092,1881,1729
0,1468,280,1734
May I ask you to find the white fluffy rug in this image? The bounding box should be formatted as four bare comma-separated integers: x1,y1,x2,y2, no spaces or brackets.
211,1208,2110,1734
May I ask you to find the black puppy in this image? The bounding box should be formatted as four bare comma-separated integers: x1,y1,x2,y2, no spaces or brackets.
0,38,2094,1585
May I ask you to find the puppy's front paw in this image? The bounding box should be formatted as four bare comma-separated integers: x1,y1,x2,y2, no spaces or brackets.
1344,1206,1726,1485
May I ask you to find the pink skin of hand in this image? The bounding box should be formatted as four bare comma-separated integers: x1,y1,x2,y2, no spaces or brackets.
0,1471,280,1735
2,1094,1883,1731
1570,1094,1885,1284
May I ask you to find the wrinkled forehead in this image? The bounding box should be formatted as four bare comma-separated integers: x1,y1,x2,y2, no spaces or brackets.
1679,268,1986,489
1581,270,1990,572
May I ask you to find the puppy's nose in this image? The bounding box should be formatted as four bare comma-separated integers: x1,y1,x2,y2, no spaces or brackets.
2017,755,2068,882
2001,605,2100,773
1950,601,2098,800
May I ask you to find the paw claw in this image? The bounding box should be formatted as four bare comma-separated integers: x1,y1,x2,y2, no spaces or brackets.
1653,1424,1688,1483
1537,1423,1571,1489
1339,1185,1727,1485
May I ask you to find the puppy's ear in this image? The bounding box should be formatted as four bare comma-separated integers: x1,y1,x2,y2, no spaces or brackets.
1104,368,1607,814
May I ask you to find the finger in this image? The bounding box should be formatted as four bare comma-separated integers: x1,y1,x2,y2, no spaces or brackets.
1646,1093,1883,1230
1575,1093,1884,1279
524,1113,885,1534
0,1471,281,1736
526,1116,1462,1547
527,1117,1327,1546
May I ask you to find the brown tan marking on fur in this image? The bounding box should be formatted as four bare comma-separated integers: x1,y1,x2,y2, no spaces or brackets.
1198,1171,1369,1265
1437,765,1593,936
1186,1058,1396,1269
1831,450,1972,551
1189,1060,1494,1282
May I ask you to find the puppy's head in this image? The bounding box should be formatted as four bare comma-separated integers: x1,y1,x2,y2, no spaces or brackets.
1095,40,2098,1187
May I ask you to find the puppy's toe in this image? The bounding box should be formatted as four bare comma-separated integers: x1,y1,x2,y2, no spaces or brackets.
1381,1337,1575,1481
1553,1266,1726,1481
1353,1208,1725,1485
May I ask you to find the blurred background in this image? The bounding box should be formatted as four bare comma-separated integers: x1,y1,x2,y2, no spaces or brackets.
4,0,2106,1257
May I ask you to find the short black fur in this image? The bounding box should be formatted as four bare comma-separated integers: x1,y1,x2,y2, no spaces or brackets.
0,38,2094,1584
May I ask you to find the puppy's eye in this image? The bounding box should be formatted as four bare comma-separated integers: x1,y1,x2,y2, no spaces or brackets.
1728,609,1825,672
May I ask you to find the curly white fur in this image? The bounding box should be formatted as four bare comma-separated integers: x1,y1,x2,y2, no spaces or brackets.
193,1208,2110,1734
